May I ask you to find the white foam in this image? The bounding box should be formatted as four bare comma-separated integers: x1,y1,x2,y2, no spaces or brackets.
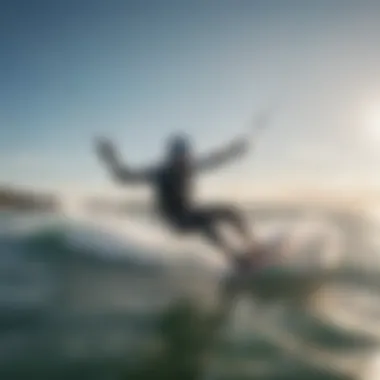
61,204,345,271
62,210,227,269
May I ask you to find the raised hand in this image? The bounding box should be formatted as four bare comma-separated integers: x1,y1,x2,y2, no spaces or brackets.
95,137,119,165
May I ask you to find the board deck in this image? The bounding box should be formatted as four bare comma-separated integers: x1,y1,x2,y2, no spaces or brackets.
223,238,331,305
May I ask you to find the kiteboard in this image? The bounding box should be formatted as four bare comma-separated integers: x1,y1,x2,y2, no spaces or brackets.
223,236,331,305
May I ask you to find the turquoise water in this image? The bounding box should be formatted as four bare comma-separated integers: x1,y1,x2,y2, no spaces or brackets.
1,209,380,380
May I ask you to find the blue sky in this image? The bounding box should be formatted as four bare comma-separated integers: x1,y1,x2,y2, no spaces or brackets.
2,0,380,197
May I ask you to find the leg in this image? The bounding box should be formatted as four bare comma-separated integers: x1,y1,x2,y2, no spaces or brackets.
200,218,256,271
201,221,236,261
198,204,252,247
181,204,254,260
178,209,236,260
194,204,262,264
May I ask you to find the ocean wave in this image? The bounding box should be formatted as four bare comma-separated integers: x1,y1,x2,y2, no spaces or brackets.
1,214,379,289
0,222,165,275
1,212,380,379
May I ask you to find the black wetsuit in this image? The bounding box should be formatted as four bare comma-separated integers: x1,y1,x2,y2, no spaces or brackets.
154,163,247,250
98,135,250,254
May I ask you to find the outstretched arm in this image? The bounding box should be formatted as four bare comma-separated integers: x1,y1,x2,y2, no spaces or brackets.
195,136,250,173
95,137,157,184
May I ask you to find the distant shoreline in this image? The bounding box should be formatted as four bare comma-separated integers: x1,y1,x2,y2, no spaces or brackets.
0,187,60,212
0,184,374,214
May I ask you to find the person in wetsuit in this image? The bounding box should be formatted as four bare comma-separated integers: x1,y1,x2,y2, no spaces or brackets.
95,132,255,261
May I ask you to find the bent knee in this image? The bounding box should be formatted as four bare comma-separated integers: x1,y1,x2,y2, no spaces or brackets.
218,204,241,220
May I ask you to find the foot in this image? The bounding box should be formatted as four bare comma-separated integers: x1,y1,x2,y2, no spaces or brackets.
234,254,253,272
243,242,259,261
246,242,268,268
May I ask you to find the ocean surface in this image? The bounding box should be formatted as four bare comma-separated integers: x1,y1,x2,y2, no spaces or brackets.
1,203,380,380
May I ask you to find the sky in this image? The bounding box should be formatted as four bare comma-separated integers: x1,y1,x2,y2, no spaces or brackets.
2,0,380,199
